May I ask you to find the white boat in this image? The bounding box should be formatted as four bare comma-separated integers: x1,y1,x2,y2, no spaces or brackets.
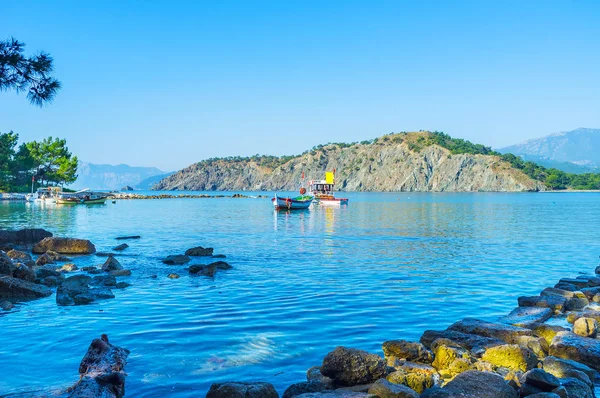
309,172,349,206
25,187,60,203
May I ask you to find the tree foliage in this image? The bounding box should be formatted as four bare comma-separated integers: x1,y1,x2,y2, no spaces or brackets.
0,132,77,192
0,38,61,106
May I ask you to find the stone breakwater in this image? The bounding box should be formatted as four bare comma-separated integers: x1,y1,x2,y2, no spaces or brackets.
207,267,600,398
110,193,269,200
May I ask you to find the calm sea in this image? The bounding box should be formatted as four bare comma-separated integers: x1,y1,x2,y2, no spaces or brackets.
0,192,599,397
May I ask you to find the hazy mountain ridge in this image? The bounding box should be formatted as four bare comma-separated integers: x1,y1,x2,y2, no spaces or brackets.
72,162,167,190
154,132,543,192
499,128,600,169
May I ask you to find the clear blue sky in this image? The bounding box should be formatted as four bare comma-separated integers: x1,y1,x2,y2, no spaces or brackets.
2,0,599,171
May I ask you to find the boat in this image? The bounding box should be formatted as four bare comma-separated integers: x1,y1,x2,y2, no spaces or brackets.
56,189,108,205
272,194,313,210
309,171,349,205
25,187,60,203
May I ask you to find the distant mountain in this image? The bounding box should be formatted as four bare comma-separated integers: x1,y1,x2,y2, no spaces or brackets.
513,154,598,174
498,128,600,170
136,172,175,190
72,162,167,190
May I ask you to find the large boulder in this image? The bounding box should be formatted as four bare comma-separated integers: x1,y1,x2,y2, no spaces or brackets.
13,263,35,282
321,347,386,386
518,295,567,314
0,251,16,276
6,249,33,262
420,329,504,355
283,381,332,398
559,377,594,398
68,334,129,398
386,362,438,393
499,307,553,328
33,237,96,254
0,228,52,246
421,371,517,398
541,356,599,381
520,369,560,391
206,382,278,398
480,344,538,372
185,246,214,256
368,379,419,398
548,332,600,371
0,275,52,299
573,317,598,338
382,340,433,365
447,318,533,344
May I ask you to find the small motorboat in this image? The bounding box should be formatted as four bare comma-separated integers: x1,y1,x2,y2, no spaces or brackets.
272,194,313,210
309,171,349,205
56,189,108,205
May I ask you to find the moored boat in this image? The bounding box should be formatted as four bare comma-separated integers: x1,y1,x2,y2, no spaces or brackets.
272,194,313,210
309,171,349,205
56,189,108,205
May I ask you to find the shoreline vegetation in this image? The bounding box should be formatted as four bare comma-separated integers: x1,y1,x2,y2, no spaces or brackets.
1,229,600,397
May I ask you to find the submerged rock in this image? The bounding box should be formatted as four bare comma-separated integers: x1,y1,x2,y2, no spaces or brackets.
167,273,180,279
0,275,52,299
185,246,214,256
115,236,140,240
1,300,14,310
33,237,96,254
162,255,190,265
57,263,78,272
113,243,129,251
102,256,123,272
421,370,517,398
206,382,278,398
188,261,232,277
56,274,114,306
35,253,55,266
67,334,129,398
548,331,600,371
0,228,52,246
320,346,386,386
110,269,131,277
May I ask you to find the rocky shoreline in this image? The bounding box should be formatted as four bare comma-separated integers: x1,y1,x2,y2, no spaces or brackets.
110,193,269,200
2,228,600,397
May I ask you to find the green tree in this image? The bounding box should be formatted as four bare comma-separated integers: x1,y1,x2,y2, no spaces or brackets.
0,38,61,106
0,131,19,191
26,137,78,186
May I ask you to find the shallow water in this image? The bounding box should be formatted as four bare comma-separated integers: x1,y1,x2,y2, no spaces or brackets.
0,192,599,397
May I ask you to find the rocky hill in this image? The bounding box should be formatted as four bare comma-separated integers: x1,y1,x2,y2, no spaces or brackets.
154,132,543,192
499,128,600,168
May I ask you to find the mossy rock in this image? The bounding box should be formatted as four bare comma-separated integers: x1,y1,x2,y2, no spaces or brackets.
481,344,538,372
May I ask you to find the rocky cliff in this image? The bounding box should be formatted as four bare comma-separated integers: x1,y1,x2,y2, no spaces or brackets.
154,132,544,192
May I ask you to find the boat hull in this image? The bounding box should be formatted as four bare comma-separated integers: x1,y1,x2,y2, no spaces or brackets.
272,195,312,210
57,198,107,205
313,197,349,205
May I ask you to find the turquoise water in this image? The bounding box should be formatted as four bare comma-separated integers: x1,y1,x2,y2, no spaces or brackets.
0,192,599,397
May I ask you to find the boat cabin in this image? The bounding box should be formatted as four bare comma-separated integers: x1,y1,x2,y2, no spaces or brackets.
309,180,336,199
